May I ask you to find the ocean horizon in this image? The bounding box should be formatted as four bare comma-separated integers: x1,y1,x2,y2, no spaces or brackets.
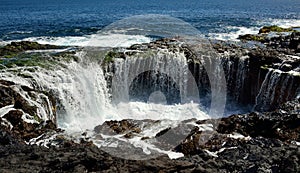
1,0,299,46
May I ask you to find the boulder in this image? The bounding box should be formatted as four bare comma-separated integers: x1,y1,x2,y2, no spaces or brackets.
94,119,141,137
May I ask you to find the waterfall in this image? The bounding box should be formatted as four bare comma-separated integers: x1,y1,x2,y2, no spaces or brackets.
0,51,111,131
254,68,300,111
55,52,111,130
0,68,56,122
1,41,298,135
221,55,250,105
110,49,199,104
234,55,249,102
0,48,211,132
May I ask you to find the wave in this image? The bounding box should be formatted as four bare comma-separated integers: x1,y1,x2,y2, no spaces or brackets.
1,18,299,46
7,31,33,35
208,26,259,41
258,18,300,28
0,33,152,48
208,18,300,41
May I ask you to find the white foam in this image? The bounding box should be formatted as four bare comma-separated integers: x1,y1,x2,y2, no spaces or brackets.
208,26,259,41
94,133,184,159
0,33,151,48
227,133,251,140
265,19,300,28
0,105,15,117
291,141,300,146
21,112,39,124
87,33,151,47
204,147,238,157
114,101,210,121
208,19,300,41
7,31,33,35
140,119,180,138
288,70,300,76
187,122,214,131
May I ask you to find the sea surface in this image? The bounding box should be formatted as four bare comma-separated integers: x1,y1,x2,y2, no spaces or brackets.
0,0,299,46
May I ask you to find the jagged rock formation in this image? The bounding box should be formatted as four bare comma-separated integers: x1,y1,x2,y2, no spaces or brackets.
0,80,57,141
0,99,299,172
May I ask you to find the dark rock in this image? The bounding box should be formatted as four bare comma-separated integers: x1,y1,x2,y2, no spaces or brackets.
94,119,141,136
14,94,38,117
155,127,171,137
0,81,19,108
0,41,65,57
3,110,24,126
238,34,266,41
0,129,20,146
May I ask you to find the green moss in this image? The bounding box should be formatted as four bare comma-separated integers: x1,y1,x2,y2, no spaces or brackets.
3,53,18,59
238,34,266,42
260,65,270,70
0,41,65,57
259,25,294,34
53,51,78,62
104,51,117,63
0,51,78,70
33,114,41,123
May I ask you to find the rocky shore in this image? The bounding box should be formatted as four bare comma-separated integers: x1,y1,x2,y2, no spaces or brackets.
0,26,299,172
0,99,299,172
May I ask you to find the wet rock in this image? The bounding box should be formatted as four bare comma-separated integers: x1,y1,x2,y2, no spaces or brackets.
279,63,293,72
0,129,20,146
0,41,65,57
175,100,300,159
3,110,24,127
238,34,266,41
216,111,300,142
2,110,56,141
155,127,171,137
0,79,56,124
14,94,38,117
0,100,299,172
0,80,18,107
94,119,141,136
259,25,294,34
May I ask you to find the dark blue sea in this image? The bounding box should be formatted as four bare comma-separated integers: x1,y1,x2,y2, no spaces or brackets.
0,0,299,46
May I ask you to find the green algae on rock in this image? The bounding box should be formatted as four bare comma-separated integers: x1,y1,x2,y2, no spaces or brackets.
259,25,295,34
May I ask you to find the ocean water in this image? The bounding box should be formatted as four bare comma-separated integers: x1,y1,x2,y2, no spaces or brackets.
0,0,299,45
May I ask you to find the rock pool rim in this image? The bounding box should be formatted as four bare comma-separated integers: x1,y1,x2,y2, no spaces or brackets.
83,14,227,160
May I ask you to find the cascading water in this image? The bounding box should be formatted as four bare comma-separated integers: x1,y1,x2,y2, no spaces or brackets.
112,50,189,104
220,54,250,112
0,47,211,129
254,68,300,111
0,51,112,131
105,48,210,121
